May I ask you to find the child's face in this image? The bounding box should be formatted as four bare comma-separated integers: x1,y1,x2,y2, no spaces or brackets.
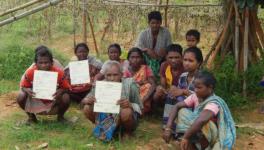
149,19,161,33
186,35,199,48
166,51,182,68
183,52,200,72
36,56,52,71
129,52,142,68
194,78,212,100
108,47,120,61
75,47,88,60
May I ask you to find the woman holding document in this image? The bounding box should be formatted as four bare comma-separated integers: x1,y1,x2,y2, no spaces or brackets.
17,46,71,123
82,61,143,141
64,43,102,103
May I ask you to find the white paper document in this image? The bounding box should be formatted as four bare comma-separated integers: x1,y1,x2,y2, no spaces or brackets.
69,60,90,85
94,81,122,114
33,70,58,100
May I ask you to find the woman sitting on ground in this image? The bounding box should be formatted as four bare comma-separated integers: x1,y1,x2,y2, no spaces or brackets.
64,43,102,103
123,47,156,115
17,46,71,123
160,47,203,130
82,61,142,141
95,43,128,80
163,70,236,150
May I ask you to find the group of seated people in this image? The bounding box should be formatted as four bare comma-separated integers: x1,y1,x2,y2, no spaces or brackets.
17,10,236,149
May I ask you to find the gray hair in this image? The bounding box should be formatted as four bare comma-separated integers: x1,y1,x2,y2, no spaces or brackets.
104,60,123,73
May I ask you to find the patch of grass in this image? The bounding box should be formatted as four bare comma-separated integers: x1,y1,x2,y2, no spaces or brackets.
0,105,161,150
0,80,18,95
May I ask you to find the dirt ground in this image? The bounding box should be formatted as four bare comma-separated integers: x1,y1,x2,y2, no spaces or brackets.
1,92,264,150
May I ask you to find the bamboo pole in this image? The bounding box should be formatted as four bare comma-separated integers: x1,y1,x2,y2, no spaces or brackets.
243,8,249,97
0,0,64,27
0,0,45,17
82,0,88,44
87,12,99,56
207,4,233,68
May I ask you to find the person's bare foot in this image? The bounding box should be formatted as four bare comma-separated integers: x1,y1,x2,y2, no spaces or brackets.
57,116,67,123
26,114,38,124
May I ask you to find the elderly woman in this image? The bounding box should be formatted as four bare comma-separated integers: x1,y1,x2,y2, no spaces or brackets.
82,61,142,141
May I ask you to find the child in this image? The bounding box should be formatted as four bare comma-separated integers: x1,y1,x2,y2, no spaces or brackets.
94,43,128,80
186,29,200,48
123,47,156,114
163,70,236,150
17,46,70,123
64,43,102,103
161,47,203,130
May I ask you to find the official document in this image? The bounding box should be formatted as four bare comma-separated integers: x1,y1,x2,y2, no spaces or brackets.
69,60,90,85
94,81,122,114
33,70,58,100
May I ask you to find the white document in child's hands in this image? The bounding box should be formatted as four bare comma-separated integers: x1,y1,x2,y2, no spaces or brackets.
94,81,122,114
69,60,90,85
33,70,58,100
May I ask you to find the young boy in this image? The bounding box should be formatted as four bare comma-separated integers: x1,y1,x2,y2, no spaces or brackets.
17,46,70,123
186,29,200,48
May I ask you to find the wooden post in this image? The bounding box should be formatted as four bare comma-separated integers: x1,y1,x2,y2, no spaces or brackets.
82,0,88,44
234,2,240,72
164,0,169,27
72,0,77,47
243,7,249,97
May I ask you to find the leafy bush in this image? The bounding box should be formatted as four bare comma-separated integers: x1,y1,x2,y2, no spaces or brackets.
211,55,264,108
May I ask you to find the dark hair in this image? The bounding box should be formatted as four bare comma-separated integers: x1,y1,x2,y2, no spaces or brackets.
74,43,89,53
184,47,203,65
186,29,200,42
166,44,183,56
108,43,122,55
148,11,162,23
34,46,53,63
127,47,144,60
195,70,216,89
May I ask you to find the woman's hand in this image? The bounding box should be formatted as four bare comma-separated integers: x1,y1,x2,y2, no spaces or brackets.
180,138,190,150
162,128,172,143
168,86,184,97
23,88,35,97
82,96,96,105
117,99,131,109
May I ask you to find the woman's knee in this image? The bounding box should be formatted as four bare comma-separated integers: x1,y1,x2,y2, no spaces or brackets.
16,90,27,108
60,93,70,105
120,108,133,123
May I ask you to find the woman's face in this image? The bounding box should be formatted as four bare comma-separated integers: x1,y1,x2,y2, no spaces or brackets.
129,52,142,68
166,51,182,68
36,56,53,71
105,65,122,82
186,35,199,48
194,78,212,100
108,47,120,61
75,47,88,60
149,19,161,33
183,52,200,72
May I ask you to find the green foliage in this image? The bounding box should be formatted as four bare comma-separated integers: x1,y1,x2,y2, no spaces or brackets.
211,55,264,108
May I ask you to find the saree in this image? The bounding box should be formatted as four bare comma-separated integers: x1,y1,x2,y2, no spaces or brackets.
176,94,236,150
123,65,153,113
